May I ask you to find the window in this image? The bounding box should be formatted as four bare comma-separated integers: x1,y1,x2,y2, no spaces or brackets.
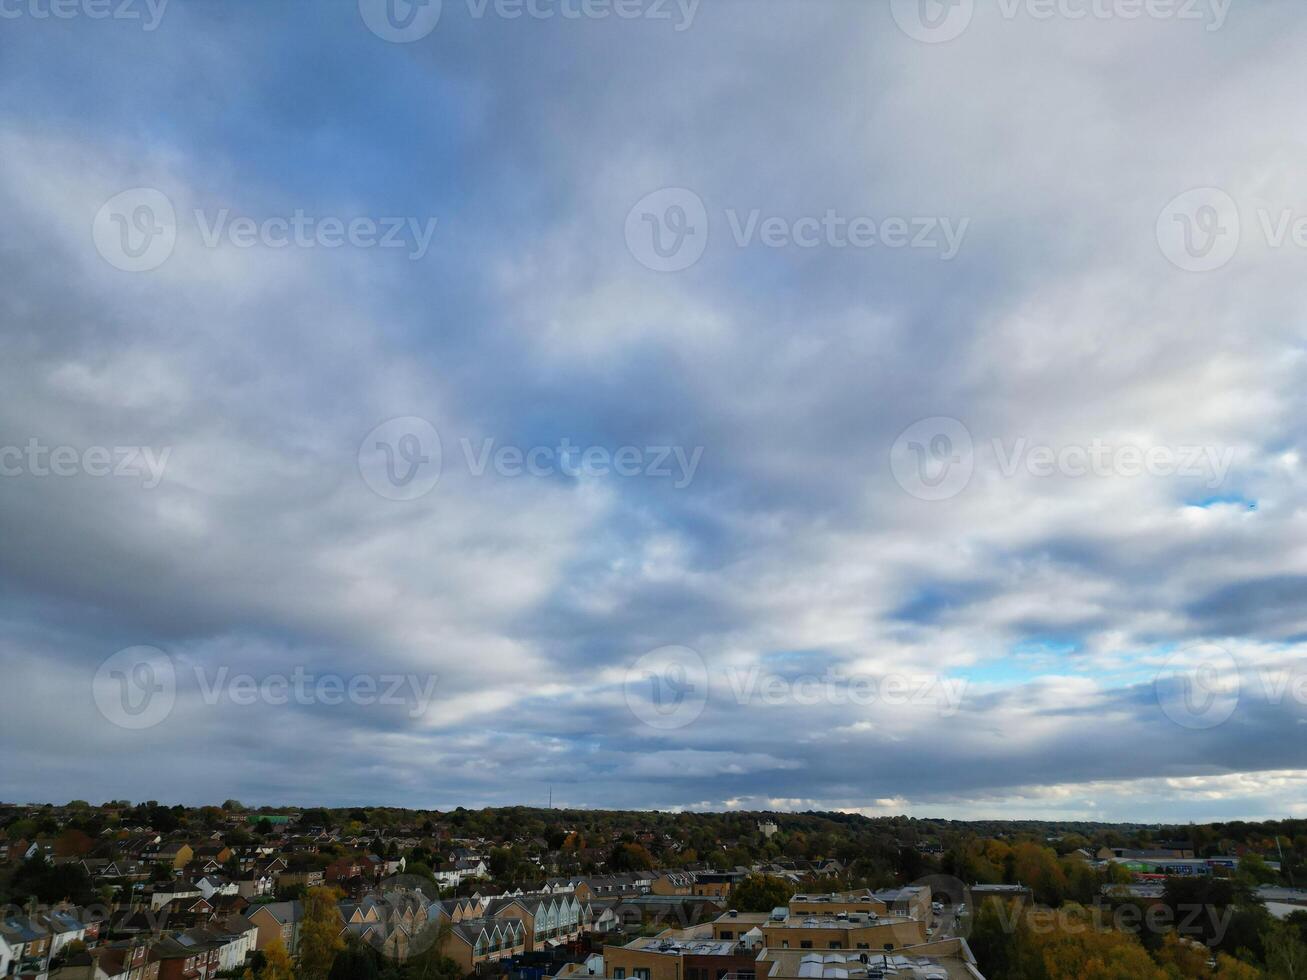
634,970,650,980
613,970,625,979
829,942,842,949
800,941,812,949
720,930,732,939
780,941,789,949
856,944,869,950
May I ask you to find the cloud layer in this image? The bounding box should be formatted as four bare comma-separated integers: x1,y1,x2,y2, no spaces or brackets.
1,0,1306,821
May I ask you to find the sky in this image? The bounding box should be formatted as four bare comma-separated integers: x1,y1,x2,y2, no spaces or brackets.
2,0,1307,823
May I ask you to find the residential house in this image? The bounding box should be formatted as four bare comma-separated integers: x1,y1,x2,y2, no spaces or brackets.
273,870,322,893
151,883,201,912
650,872,696,897
89,940,158,980
245,902,302,954
582,900,623,936
192,878,236,902
142,844,193,873
149,934,220,980
234,873,272,900
155,898,214,930
691,873,744,899
2,915,52,980
190,847,232,867
35,910,90,957
324,855,382,886
172,923,255,976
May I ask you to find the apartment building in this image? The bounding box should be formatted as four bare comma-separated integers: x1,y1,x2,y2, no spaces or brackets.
759,911,926,953
482,894,583,951
604,932,758,980
869,887,932,924
691,873,745,899
756,938,985,980
439,917,528,975
787,892,887,918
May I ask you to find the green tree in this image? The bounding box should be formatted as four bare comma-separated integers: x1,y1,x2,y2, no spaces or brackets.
607,843,654,872
729,874,794,913
1239,855,1280,887
8,856,95,905
327,939,379,980
1266,919,1307,979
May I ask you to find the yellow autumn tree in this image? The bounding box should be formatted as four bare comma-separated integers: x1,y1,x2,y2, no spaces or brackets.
298,886,345,980
262,938,294,980
1213,953,1265,978
1151,931,1210,978
1018,905,1169,980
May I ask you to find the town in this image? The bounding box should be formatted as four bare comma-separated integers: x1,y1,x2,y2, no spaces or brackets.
1,803,1304,980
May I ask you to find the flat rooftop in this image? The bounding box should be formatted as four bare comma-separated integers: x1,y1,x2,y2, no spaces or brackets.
759,942,976,980
715,912,772,925
626,937,749,956
766,914,896,929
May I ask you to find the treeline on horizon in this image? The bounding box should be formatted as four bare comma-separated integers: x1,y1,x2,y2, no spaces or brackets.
6,800,1304,866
